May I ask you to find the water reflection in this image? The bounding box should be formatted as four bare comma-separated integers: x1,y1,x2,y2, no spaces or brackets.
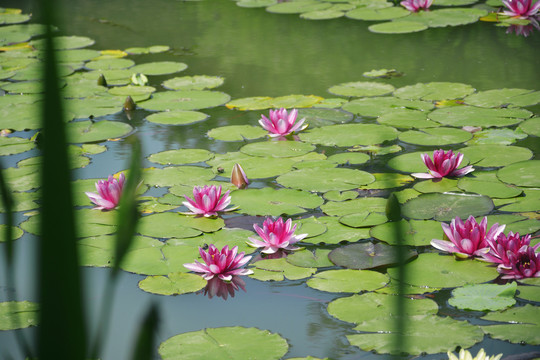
505,23,539,37
202,276,247,300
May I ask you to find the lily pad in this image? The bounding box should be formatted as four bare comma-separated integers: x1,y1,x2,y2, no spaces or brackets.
329,242,417,269
370,219,443,246
481,304,540,345
300,123,398,147
162,75,224,90
459,144,532,167
359,173,414,190
148,149,214,165
327,152,370,165
297,108,354,128
347,314,484,355
429,106,531,127
467,128,528,145
465,88,540,108
497,160,540,187
402,193,493,221
138,272,206,295
339,211,387,228
86,58,135,70
138,90,230,111
146,110,209,126
377,109,437,129
207,125,267,141
302,216,371,245
0,301,39,330
368,20,428,34
387,253,499,288
266,1,331,13
413,178,460,194
129,61,188,75
285,249,333,268
323,190,358,202
240,141,315,158
232,187,323,216
66,120,133,143
143,166,214,187
457,171,522,198
328,81,395,97
158,327,289,360
293,216,328,238
516,284,540,302
395,82,475,101
307,269,389,293
321,197,387,216
30,35,95,50
342,96,434,117
346,6,410,20
449,283,517,311
398,127,472,145
399,8,487,27
0,225,23,242
0,136,35,155
277,167,375,192
519,117,540,137
125,45,170,54
252,258,316,281
226,95,323,110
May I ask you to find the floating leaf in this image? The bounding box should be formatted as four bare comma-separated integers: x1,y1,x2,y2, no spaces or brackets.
387,253,499,288
321,197,387,216
143,166,214,187
368,20,428,33
449,283,517,311
286,249,333,268
399,127,472,145
497,160,540,187
307,269,389,293
413,178,460,193
207,125,267,141
300,8,347,19
302,216,370,245
85,58,135,70
0,225,23,242
429,106,531,127
0,301,39,330
395,82,475,101
232,187,323,216
398,8,487,27
467,128,528,145
240,141,315,158
402,193,493,221
0,136,35,155
327,152,369,165
371,219,443,246
146,110,209,126
66,120,133,143
346,6,410,20
465,88,540,108
148,148,214,165
323,190,358,201
30,35,95,50
138,272,206,295
481,304,540,345
459,144,532,167
457,171,522,198
328,81,394,97
226,95,323,110
162,75,224,90
342,97,434,117
252,258,316,280
158,327,289,360
266,1,331,13
329,242,417,269
519,117,540,137
278,167,375,192
359,173,414,190
125,45,170,54
138,90,230,111
129,61,188,75
300,123,398,147
377,109,437,129
297,108,354,128
339,211,387,228
516,284,540,302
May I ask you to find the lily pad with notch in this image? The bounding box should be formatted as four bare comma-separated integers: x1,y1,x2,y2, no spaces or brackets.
296,108,354,128
329,242,417,270
299,123,398,147
129,61,188,76
148,148,214,165
138,90,230,111
278,167,375,192
394,82,475,101
480,304,540,345
465,88,540,108
342,96,434,117
146,110,209,126
401,192,493,221
231,187,323,216
328,81,395,97
138,272,206,295
371,219,444,246
497,160,540,187
449,282,517,311
307,269,389,293
207,125,267,141
398,127,472,146
66,120,133,143
429,106,532,128
162,75,224,90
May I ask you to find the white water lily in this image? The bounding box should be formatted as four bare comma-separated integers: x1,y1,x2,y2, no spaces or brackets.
447,348,503,360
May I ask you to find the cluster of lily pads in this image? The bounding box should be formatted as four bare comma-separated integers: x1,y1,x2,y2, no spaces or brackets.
2,6,540,360
232,0,540,35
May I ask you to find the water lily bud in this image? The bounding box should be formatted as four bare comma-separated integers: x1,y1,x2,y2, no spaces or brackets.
97,73,108,87
123,96,136,111
231,163,249,189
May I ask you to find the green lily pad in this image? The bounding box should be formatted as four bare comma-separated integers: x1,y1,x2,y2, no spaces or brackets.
240,141,315,158
497,160,540,187
368,20,428,34
66,120,133,143
158,327,289,360
278,167,375,192
348,314,484,355
339,211,387,228
0,301,39,330
402,192,493,221
2,80,44,94
327,152,370,165
465,88,540,108
292,216,328,238
0,225,23,242
457,171,522,198
328,81,394,97
232,187,323,216
266,1,331,13
138,272,206,295
481,304,540,345
329,242,417,269
0,191,39,213
195,228,256,255
307,269,389,293
302,216,371,245
237,0,278,7
252,258,316,280
399,8,487,27
138,90,230,111
30,35,95,50
300,8,347,19
342,96,434,117
143,166,214,187
484,213,540,235
516,284,540,302
323,190,358,202
449,283,517,311
359,173,414,190
327,292,438,325
395,82,475,101
299,123,398,147
377,109,437,129
285,249,333,268
459,144,532,167
346,6,410,20
129,61,188,75
296,108,353,128
86,58,135,70
146,110,209,126
387,253,499,288
399,127,472,145
3,164,40,191
108,85,155,98
0,136,35,155
413,178,460,193
148,149,214,165
125,45,170,54
226,95,323,111
429,106,531,127
162,75,224,90
467,128,528,145
371,219,444,246
321,197,387,216
519,117,540,137
139,212,220,239
207,125,267,141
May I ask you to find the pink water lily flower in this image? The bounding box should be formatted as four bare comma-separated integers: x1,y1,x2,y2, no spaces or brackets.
231,163,249,189
481,231,539,267
183,185,234,217
85,173,126,210
184,244,253,281
412,149,474,179
400,0,433,12
259,108,307,137
247,217,307,254
431,216,506,259
497,246,540,279
502,0,540,18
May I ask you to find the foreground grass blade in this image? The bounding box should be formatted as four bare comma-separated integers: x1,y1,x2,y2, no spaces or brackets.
130,304,159,360
37,1,86,358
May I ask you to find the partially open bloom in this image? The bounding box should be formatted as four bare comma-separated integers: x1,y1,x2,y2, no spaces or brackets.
498,246,540,279
183,185,234,217
481,231,539,267
502,0,540,18
231,163,249,189
247,217,307,254
184,245,253,281
448,348,502,360
259,108,307,137
431,216,506,259
400,0,433,12
411,149,474,179
85,173,125,210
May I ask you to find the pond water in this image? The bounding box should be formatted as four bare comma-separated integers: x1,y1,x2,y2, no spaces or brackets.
1,0,540,359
